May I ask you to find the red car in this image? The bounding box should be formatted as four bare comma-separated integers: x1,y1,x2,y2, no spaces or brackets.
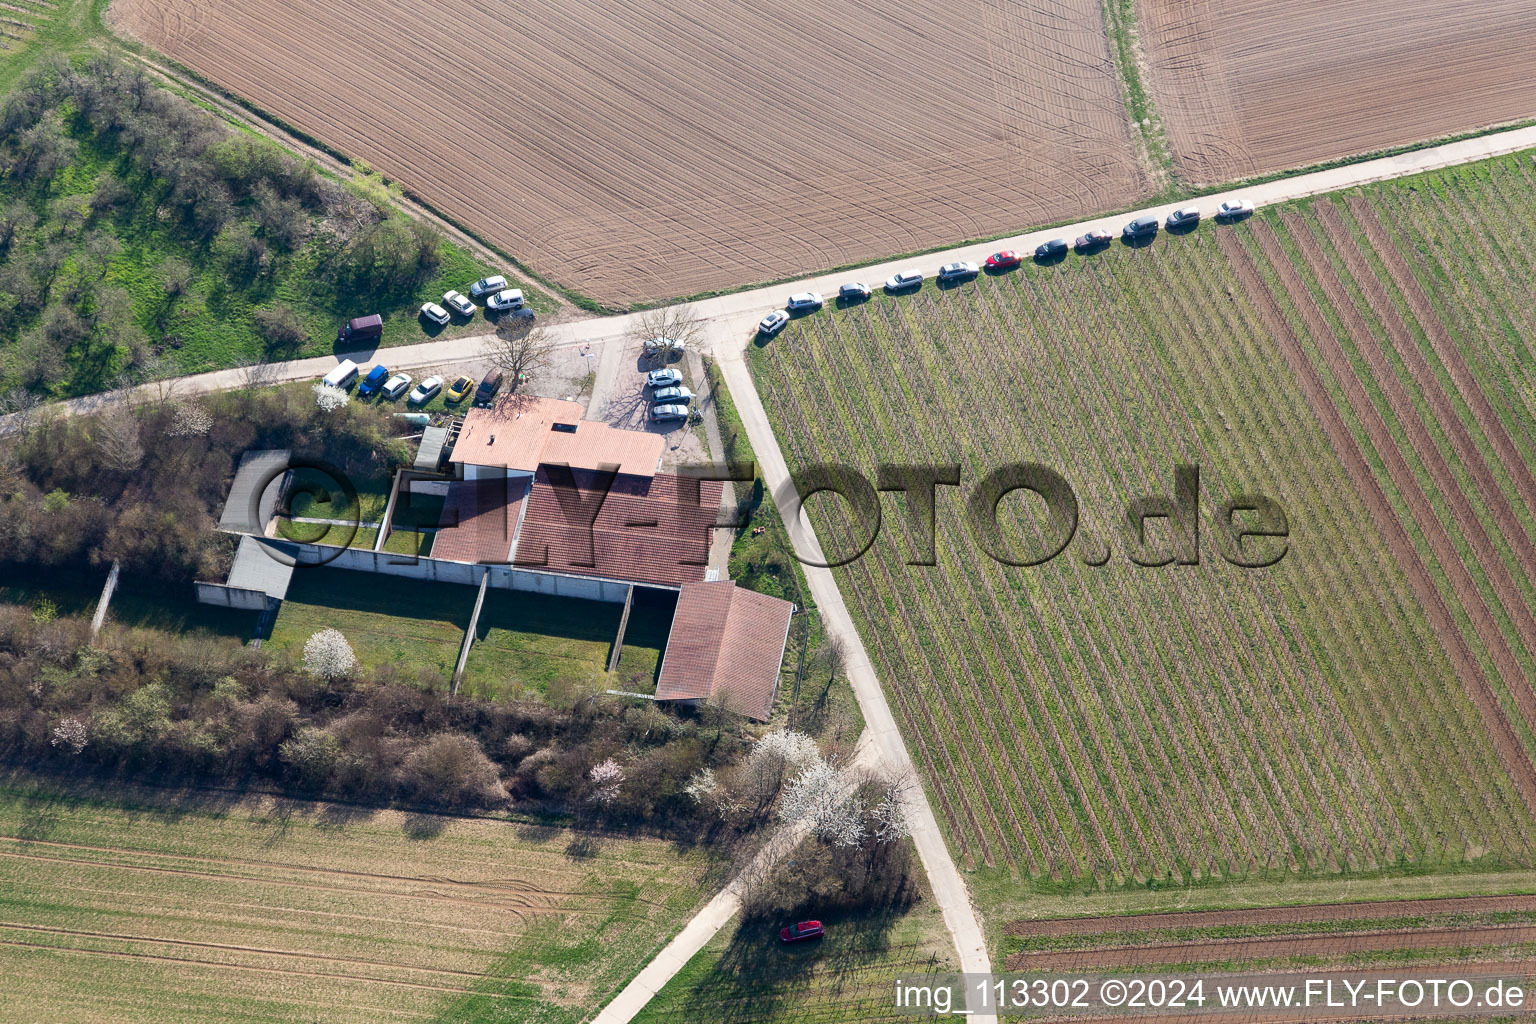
780,920,824,943
985,249,1021,271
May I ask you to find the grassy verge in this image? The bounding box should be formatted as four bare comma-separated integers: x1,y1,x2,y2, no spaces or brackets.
1100,0,1176,192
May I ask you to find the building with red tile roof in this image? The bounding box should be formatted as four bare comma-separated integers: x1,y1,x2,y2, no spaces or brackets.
655,580,796,721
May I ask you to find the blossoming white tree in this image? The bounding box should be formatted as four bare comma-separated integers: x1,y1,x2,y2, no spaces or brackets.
50,716,89,754
312,382,350,412
589,757,625,805
779,757,866,848
303,628,357,680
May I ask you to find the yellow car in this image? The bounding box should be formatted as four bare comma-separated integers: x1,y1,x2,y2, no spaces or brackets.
445,375,476,403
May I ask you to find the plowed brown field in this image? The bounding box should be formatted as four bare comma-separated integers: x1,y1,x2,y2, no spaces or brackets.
1140,0,1536,183
108,0,1146,308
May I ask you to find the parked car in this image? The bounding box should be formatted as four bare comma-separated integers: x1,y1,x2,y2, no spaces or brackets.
356,364,390,397
486,288,525,313
985,249,1021,270
382,373,413,401
468,275,508,300
937,261,978,283
651,385,695,405
408,375,443,404
646,368,684,388
336,314,383,346
757,311,790,337
786,291,823,313
1218,198,1255,220
1074,228,1112,252
884,269,923,291
644,335,686,355
442,290,475,318
1034,238,1069,260
780,920,824,943
474,369,503,406
1123,214,1160,240
445,375,476,403
1166,206,1200,229
420,301,450,326
838,281,872,302
650,403,689,422
321,359,361,389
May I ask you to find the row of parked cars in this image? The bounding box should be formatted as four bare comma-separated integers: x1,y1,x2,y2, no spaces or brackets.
643,364,692,422
756,198,1256,337
321,359,505,407
419,275,533,328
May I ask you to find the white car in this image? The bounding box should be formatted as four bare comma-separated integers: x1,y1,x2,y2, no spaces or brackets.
646,368,684,388
408,375,443,404
757,311,790,336
486,288,525,313
937,261,978,283
651,385,695,405
650,403,689,423
419,302,450,326
442,290,475,318
381,373,413,400
884,269,923,291
839,282,872,301
786,291,823,313
468,275,508,300
1218,198,1255,219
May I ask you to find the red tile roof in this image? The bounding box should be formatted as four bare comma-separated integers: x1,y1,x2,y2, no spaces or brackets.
656,581,795,721
450,395,663,478
514,468,724,588
429,479,525,564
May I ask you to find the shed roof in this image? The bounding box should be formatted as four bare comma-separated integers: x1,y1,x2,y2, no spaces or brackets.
218,450,291,534
450,396,662,478
655,581,795,721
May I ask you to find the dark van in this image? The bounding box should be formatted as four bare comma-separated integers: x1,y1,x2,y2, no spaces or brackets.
337,314,384,345
1122,215,1160,241
474,369,504,407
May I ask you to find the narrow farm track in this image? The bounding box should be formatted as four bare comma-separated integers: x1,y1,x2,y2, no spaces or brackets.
1008,893,1536,938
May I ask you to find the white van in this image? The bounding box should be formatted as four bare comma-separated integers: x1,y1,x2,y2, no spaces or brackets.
322,359,361,389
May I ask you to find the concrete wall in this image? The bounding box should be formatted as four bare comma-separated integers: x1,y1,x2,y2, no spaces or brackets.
289,544,634,603
464,464,533,483
194,582,272,611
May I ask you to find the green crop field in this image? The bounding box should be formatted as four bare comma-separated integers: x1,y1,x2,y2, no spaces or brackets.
749,150,1536,944
0,774,723,1024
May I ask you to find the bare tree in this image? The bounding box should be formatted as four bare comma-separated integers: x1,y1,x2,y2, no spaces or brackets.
239,360,281,392
485,321,555,392
94,407,144,472
628,302,704,365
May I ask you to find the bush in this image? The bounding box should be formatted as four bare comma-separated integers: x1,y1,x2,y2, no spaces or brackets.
400,734,505,808
254,305,309,355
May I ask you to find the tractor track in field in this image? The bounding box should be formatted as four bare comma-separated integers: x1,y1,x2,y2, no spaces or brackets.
1005,923,1536,971
1007,892,1536,938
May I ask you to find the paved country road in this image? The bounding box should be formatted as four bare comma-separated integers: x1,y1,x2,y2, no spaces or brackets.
12,123,1536,1022
9,122,1535,433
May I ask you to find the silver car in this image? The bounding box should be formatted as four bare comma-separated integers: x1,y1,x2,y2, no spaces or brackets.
937,261,978,282
650,403,689,423
839,282,872,301
408,375,443,404
884,269,923,291
381,373,413,400
442,290,475,317
646,368,684,388
651,385,695,405
786,291,823,313
468,275,508,299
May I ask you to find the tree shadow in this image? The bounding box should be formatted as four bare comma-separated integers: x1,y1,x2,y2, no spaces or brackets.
402,811,448,840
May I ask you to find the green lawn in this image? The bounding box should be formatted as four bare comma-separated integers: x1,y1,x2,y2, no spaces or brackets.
610,589,675,695
458,590,622,702
107,583,256,642
265,568,473,680
631,864,954,1024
